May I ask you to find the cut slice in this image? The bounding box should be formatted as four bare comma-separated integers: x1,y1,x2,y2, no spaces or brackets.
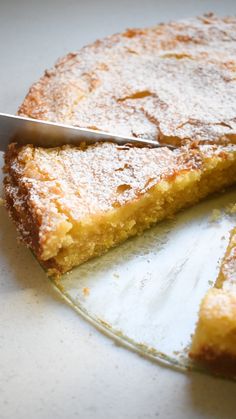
190,226,236,375
4,142,236,277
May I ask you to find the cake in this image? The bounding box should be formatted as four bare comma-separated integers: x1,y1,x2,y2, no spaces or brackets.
3,14,236,372
190,227,236,375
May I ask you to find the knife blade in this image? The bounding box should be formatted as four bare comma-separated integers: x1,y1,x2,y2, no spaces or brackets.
0,112,175,151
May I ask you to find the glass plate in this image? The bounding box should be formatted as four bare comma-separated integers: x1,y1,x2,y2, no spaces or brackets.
54,188,236,377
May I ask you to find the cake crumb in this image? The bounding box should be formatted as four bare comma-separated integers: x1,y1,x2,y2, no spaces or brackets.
225,203,236,215
83,287,90,297
210,208,221,222
113,272,119,279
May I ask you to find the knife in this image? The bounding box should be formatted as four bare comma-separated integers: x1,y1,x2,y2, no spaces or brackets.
0,112,175,151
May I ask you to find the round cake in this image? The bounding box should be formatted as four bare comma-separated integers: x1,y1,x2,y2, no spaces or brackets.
19,13,236,146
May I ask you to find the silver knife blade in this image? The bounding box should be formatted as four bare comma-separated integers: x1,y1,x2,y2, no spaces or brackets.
0,112,175,151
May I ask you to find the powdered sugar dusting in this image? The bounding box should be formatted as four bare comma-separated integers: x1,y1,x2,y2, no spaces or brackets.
18,14,236,145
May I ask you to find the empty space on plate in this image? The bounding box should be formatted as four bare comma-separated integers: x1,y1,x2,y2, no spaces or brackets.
58,188,236,368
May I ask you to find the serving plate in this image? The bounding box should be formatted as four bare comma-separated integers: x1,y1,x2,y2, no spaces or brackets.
53,186,236,376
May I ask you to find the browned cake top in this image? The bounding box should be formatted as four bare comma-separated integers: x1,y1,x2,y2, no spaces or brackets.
19,14,236,146
4,142,202,222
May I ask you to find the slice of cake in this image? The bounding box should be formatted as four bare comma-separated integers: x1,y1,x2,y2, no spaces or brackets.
4,142,236,276
190,227,236,375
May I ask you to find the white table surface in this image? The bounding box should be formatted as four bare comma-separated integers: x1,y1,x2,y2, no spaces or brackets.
1,1,236,418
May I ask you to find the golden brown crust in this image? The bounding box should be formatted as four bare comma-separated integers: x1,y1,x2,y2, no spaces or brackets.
18,14,236,146
4,145,41,256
